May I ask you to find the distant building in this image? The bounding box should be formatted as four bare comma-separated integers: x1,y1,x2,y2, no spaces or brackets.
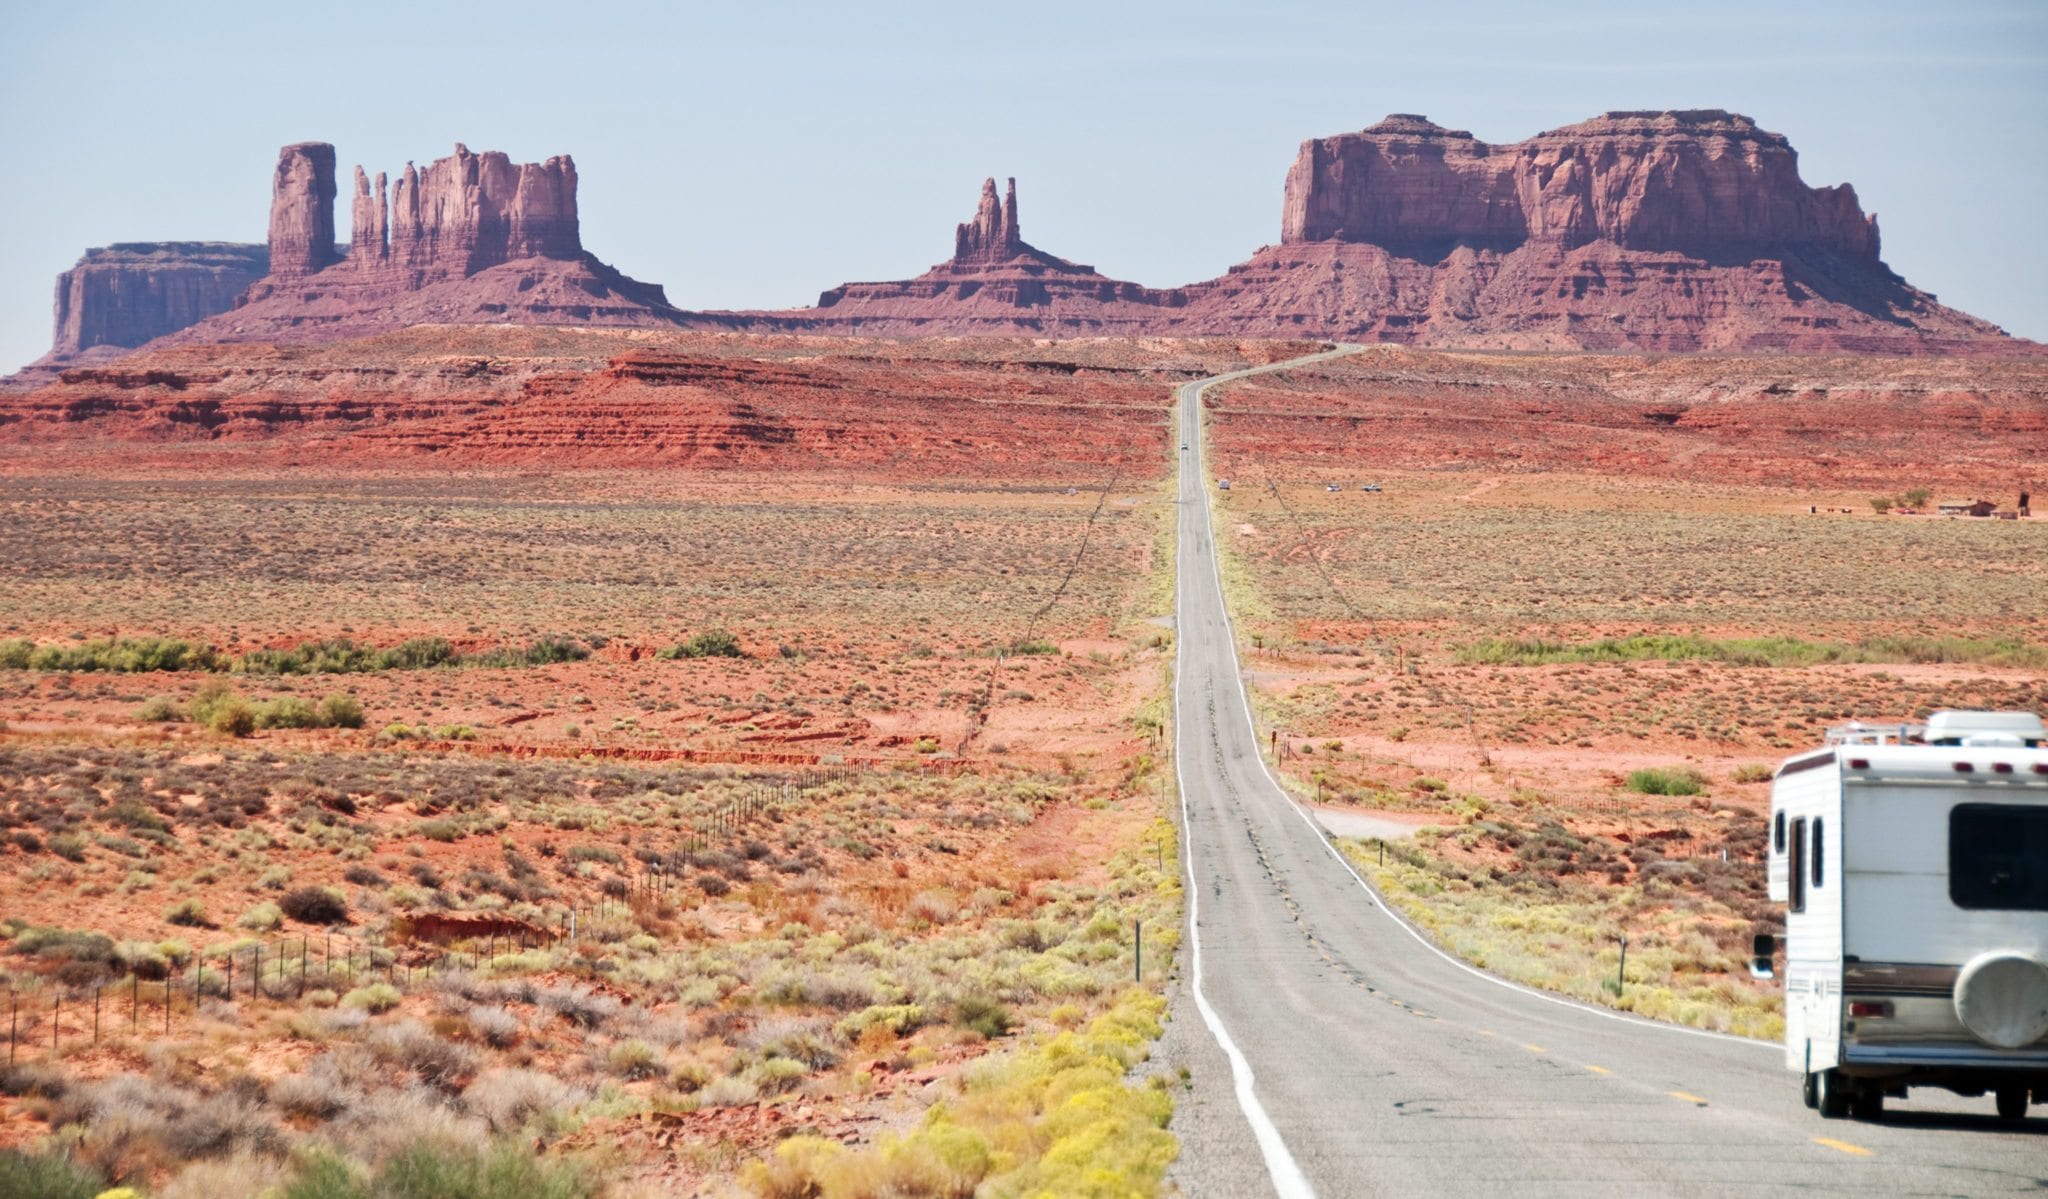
1937,498,1997,517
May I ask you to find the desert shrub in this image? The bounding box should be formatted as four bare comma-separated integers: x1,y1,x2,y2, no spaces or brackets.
108,799,169,833
318,692,365,729
535,984,620,1030
1627,766,1708,796
161,1090,281,1161
695,872,731,897
835,1004,928,1040
1009,638,1059,655
698,1074,760,1108
257,696,322,730
368,1141,591,1199
280,887,349,925
469,637,590,668
658,629,744,659
1868,496,1893,514
565,845,622,867
605,1039,661,1079
9,636,220,674
952,996,1014,1040
48,832,88,861
340,983,401,1014
136,696,184,723
8,830,41,853
165,898,211,928
15,926,117,965
747,990,1171,1199
207,696,259,738
269,1061,355,1119
466,1005,520,1048
155,1153,290,1199
906,889,959,925
464,1069,582,1135
369,1020,479,1090
384,638,458,670
1732,763,1774,785
0,1148,105,1199
344,865,386,887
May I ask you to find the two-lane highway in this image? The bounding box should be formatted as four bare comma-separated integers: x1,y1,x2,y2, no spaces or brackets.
1167,351,2046,1196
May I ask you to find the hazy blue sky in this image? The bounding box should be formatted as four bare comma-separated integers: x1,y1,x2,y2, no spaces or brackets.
4,1,2044,369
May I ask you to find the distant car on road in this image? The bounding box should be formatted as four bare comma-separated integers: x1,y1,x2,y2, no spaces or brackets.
1361,483,1382,492
1181,443,1189,450
1326,483,1341,492
1217,479,1231,490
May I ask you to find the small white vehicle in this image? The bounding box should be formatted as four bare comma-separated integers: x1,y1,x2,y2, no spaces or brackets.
1759,710,2048,1121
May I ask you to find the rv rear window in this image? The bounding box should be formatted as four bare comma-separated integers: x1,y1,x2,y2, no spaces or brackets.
1950,804,2048,911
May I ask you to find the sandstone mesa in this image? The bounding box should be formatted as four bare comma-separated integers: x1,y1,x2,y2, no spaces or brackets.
19,111,2036,378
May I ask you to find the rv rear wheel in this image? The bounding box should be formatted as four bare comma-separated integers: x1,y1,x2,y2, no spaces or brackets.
1994,1086,2028,1121
1851,1087,1884,1121
1815,1069,1851,1119
1801,1072,1819,1109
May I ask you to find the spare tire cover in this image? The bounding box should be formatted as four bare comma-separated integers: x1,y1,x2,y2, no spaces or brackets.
1954,952,2048,1049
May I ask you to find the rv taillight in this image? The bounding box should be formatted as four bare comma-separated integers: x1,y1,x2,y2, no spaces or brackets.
1993,762,2014,775
1847,758,1869,770
1848,1001,1892,1019
2035,763,2048,775
1953,762,1975,773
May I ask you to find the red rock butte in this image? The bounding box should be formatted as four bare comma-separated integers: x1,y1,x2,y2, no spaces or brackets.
15,112,2039,374
166,141,679,349
782,176,1175,333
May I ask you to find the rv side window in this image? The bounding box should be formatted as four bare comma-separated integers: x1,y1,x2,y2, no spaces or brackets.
1951,804,2048,911
1773,811,1785,854
1788,817,1807,913
1811,819,1824,888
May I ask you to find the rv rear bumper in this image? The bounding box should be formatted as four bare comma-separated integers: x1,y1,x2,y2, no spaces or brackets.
1845,1044,2048,1069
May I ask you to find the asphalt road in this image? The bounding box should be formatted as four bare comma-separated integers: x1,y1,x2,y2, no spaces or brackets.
1164,350,2048,1197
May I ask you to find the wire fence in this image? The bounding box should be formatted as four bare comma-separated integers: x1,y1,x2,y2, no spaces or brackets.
3,766,868,1064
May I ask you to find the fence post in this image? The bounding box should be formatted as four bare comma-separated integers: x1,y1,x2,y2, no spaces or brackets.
132,974,139,1030
94,986,101,1044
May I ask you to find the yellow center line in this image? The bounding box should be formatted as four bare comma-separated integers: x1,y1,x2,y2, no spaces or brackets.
1669,1091,1709,1106
1812,1137,1872,1157
1523,1044,1547,1054
1477,1030,1496,1037
1584,1065,1611,1075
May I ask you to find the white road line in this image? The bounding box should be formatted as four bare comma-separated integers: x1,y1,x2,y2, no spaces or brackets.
1183,352,1774,1052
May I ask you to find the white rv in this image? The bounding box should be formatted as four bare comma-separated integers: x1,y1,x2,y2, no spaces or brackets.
1760,710,2048,1121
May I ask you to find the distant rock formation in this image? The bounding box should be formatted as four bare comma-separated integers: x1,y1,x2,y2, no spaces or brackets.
339,145,581,281
267,143,340,277
18,113,2031,368
953,177,1024,266
182,142,677,344
50,242,269,358
1279,111,1878,261
783,176,1176,333
764,112,2015,353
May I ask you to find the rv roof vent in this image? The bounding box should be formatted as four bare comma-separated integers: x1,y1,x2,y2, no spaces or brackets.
1924,710,2046,747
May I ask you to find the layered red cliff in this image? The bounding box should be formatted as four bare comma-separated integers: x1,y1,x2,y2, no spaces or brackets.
50,243,270,358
